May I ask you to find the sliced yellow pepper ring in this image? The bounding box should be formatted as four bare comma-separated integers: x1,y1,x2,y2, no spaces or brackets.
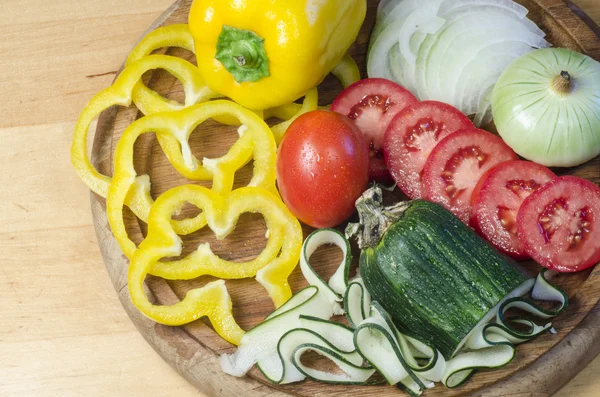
125,24,221,115
128,184,303,345
107,99,278,258
270,88,319,145
265,54,359,144
71,54,217,219
126,24,195,65
331,53,361,88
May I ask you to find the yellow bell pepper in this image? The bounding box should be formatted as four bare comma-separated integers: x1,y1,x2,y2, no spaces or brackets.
188,0,366,110
122,23,325,137
128,184,303,345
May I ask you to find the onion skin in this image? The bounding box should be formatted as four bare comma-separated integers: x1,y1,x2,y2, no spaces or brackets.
492,48,600,167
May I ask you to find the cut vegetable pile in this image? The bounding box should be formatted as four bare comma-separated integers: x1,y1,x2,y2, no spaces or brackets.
69,0,600,394
367,0,550,125
70,1,363,345
222,221,568,395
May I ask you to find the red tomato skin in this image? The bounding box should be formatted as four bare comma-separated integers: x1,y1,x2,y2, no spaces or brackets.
470,160,557,260
384,100,473,199
276,110,370,228
369,158,394,183
517,176,600,272
330,78,418,182
422,128,518,224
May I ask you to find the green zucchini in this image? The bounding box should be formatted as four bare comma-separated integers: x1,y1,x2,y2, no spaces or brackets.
221,198,568,392
346,186,531,359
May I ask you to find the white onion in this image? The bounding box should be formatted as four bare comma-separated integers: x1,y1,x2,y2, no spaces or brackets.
473,88,493,127
439,0,528,18
377,0,404,19
388,43,406,85
425,7,549,105
457,41,533,114
492,48,600,167
401,31,430,92
398,3,445,65
371,0,421,45
367,0,550,121
414,31,441,101
368,0,427,81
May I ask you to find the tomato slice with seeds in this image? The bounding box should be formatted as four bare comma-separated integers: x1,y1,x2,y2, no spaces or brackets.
384,101,473,199
470,160,557,260
422,128,518,224
517,176,600,272
331,78,418,181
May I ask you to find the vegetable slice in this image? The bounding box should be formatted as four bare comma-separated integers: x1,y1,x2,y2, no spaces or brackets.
517,175,600,272
300,229,353,315
220,286,332,377
384,100,473,199
470,160,557,259
331,78,418,181
422,128,518,224
345,278,371,328
368,0,550,120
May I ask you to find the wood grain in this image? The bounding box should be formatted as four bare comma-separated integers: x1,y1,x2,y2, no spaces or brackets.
88,0,600,396
0,1,599,397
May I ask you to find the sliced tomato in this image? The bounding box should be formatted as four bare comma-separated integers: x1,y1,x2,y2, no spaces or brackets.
331,78,418,181
517,176,600,272
470,161,556,260
422,128,518,224
383,101,473,199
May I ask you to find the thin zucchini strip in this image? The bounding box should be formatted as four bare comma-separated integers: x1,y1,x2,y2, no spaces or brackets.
344,277,371,328
292,343,376,384
300,228,353,315
221,232,569,394
221,230,356,379
220,286,332,377
262,317,376,384
299,315,356,353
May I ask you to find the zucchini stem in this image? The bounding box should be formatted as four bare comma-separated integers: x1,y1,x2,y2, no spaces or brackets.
345,185,411,249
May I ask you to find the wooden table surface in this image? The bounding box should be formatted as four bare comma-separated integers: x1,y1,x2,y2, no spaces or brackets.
1,1,599,396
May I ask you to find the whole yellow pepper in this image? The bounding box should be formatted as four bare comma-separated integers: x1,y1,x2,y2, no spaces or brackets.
189,0,366,110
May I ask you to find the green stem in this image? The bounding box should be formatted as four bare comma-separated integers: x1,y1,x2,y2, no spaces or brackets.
345,185,411,249
215,25,270,83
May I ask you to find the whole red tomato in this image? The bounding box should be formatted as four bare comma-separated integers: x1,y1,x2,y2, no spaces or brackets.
277,110,369,228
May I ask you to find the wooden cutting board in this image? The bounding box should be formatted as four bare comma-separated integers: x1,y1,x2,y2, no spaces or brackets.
89,0,600,396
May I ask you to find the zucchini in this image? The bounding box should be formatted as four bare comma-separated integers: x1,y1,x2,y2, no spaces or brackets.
347,186,531,359
221,201,568,392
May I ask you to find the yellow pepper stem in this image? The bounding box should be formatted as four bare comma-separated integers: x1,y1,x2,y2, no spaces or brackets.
215,25,270,83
